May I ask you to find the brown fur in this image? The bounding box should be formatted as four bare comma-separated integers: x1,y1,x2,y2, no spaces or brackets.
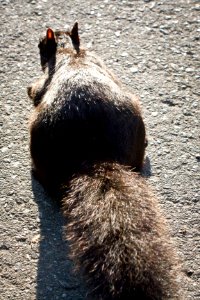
63,163,182,300
28,24,182,299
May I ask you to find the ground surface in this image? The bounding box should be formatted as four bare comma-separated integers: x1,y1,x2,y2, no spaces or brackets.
0,0,199,299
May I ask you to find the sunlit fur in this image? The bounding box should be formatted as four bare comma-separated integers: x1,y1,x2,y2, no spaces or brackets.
63,163,182,300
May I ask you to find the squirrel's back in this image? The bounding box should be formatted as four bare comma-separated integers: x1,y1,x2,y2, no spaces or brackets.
29,25,146,191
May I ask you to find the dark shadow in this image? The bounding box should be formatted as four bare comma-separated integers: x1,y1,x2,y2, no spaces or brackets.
142,155,152,177
31,173,87,300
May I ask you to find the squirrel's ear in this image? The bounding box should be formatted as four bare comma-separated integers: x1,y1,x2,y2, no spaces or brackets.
39,28,57,72
46,28,55,41
70,22,80,52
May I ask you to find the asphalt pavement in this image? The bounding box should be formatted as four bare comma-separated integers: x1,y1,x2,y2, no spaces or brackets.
0,0,199,299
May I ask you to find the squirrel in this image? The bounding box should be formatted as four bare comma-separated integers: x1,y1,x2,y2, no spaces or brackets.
28,23,183,299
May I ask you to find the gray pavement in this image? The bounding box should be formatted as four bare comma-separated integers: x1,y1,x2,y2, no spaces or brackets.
0,0,199,299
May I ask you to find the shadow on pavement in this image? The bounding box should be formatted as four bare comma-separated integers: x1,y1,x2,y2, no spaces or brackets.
142,155,152,178
31,174,86,300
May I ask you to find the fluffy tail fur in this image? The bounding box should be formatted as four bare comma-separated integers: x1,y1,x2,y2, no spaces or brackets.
62,162,181,300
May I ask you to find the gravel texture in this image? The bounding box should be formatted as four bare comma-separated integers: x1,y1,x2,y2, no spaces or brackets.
0,0,199,299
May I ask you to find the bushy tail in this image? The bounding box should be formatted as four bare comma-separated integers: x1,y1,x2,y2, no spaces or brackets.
62,162,182,300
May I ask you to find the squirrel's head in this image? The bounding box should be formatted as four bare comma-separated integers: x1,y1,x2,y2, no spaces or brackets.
38,22,80,72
